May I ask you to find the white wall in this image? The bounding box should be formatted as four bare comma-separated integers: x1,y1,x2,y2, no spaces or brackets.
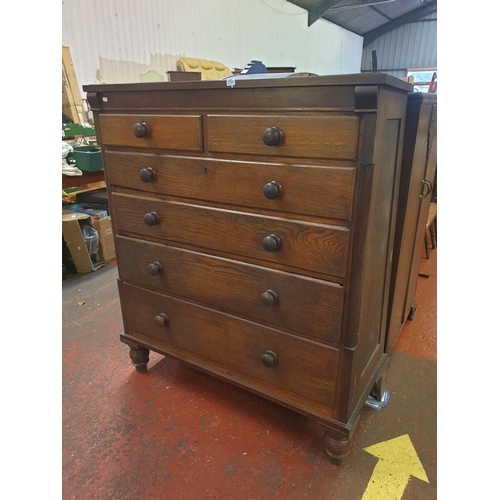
62,0,363,94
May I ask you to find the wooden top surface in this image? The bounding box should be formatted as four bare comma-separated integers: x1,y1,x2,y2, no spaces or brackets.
83,72,414,93
408,92,437,103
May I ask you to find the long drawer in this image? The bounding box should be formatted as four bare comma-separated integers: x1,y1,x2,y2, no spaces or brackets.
116,236,344,344
99,114,203,151
119,281,338,407
104,151,356,221
111,193,350,278
207,114,359,160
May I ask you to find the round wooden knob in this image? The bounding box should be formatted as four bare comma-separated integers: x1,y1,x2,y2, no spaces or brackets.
263,181,282,200
261,350,278,368
262,127,283,146
260,289,278,307
140,167,156,183
133,121,150,138
144,212,160,226
262,234,281,252
147,261,162,276
154,313,169,328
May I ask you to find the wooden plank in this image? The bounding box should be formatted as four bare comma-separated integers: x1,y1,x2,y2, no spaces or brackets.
62,46,85,125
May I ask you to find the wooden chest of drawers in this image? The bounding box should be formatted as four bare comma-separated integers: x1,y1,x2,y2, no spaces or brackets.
85,74,413,464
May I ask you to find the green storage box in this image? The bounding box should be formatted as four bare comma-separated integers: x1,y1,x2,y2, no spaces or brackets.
68,146,103,172
62,123,96,139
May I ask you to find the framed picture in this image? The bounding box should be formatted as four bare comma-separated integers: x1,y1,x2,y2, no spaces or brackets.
406,68,437,93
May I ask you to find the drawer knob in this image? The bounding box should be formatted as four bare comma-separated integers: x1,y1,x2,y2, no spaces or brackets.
263,181,282,200
144,211,160,226
260,289,278,307
154,313,169,328
262,127,283,147
133,121,151,138
262,234,281,252
261,350,278,368
147,261,162,276
140,167,156,183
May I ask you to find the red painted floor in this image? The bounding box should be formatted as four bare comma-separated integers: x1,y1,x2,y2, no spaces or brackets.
62,247,437,499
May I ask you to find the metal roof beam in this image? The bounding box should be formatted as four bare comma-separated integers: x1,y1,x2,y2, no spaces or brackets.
369,5,393,22
307,1,344,27
363,0,437,47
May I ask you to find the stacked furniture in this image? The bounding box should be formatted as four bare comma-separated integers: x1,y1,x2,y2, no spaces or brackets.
84,74,413,464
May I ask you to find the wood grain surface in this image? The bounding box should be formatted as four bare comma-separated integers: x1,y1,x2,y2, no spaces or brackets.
99,114,203,151
103,151,356,221
119,280,338,407
112,193,350,278
207,115,359,160
116,235,345,344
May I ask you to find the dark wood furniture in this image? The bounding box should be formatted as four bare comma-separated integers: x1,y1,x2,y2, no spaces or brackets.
166,71,201,82
84,74,413,464
267,66,296,73
62,170,105,189
233,67,296,75
386,93,437,349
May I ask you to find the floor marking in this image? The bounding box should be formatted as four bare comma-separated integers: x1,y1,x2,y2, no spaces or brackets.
362,434,429,500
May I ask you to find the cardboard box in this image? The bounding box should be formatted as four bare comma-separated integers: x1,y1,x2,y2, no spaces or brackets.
92,216,116,262
62,211,104,273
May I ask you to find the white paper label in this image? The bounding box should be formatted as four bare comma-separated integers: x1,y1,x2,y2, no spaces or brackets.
226,78,235,87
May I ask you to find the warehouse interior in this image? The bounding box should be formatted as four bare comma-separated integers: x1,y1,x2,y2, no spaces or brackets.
7,0,498,498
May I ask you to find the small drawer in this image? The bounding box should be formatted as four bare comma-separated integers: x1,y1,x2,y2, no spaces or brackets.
116,236,344,344
207,114,359,160
99,114,203,151
119,281,338,407
111,193,350,279
104,151,356,221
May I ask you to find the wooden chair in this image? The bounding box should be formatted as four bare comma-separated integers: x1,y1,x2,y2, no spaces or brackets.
424,202,437,259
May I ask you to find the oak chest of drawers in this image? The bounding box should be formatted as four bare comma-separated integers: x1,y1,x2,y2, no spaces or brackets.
84,73,413,464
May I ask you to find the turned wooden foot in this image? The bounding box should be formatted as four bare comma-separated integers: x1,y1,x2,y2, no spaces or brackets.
129,345,150,372
323,427,353,465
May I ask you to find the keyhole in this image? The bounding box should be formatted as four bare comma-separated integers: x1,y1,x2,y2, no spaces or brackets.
203,168,207,174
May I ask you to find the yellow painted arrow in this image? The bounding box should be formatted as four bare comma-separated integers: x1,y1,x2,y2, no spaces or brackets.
362,434,429,500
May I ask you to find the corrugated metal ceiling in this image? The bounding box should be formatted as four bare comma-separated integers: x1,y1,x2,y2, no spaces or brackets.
287,0,437,45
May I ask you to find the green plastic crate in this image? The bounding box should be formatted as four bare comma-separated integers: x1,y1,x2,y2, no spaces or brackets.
68,146,103,172
62,123,96,138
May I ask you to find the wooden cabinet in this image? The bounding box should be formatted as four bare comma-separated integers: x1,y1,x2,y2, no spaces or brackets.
84,74,413,464
386,93,437,353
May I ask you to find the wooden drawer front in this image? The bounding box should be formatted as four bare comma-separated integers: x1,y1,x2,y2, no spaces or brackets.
112,193,350,278
116,236,344,344
207,115,359,160
99,114,203,151
119,281,338,407
104,152,356,221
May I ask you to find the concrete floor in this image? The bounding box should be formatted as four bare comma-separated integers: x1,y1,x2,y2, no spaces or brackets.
62,246,436,499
